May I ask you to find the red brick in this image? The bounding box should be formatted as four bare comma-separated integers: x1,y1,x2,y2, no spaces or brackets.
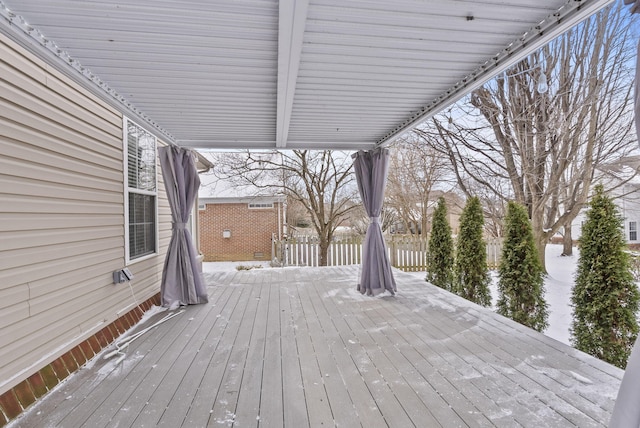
88,335,102,354
113,323,125,340
126,314,135,328
113,318,126,334
60,351,78,373
12,380,35,409
124,314,134,329
0,390,22,419
127,309,138,323
49,358,69,380
27,372,47,397
0,407,9,427
124,312,136,327
78,340,95,360
136,305,146,318
71,347,86,367
106,323,118,337
100,326,115,344
39,365,58,390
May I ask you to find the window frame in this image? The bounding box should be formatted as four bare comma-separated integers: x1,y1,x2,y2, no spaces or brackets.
248,202,274,209
123,117,159,264
630,221,637,242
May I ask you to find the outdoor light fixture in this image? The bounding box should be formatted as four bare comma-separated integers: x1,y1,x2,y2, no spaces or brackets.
536,72,549,94
506,65,548,94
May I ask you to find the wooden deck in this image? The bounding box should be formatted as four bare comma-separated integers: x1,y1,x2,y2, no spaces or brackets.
11,266,623,427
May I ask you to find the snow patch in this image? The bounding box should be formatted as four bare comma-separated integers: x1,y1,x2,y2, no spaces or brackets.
569,371,593,384
138,305,167,323
214,410,237,425
407,244,580,346
324,288,341,298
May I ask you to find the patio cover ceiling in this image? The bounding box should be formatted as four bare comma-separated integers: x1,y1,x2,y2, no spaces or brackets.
0,0,614,151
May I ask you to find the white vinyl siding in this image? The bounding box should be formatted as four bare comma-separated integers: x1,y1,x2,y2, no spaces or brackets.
124,119,157,262
0,33,169,396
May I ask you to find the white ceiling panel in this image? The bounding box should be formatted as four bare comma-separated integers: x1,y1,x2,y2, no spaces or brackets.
0,0,614,150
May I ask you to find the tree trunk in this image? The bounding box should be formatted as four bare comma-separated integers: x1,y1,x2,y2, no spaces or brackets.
319,237,330,266
536,238,547,275
562,223,573,256
530,205,548,274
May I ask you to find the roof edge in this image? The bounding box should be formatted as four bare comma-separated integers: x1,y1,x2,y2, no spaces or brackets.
376,0,615,147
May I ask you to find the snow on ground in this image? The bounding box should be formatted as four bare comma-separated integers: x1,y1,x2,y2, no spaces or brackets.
202,260,271,272
542,245,578,345
405,244,578,346
485,244,576,345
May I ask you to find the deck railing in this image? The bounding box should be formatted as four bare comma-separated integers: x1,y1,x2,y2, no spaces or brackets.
272,235,503,271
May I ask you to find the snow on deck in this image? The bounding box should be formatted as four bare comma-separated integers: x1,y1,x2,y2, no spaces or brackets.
9,266,623,427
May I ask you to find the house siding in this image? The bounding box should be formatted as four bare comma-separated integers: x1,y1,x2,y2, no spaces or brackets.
199,200,283,262
0,31,170,402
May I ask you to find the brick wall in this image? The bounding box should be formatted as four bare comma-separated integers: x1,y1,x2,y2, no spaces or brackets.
199,202,283,262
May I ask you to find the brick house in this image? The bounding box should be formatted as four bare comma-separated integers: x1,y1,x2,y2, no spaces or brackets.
199,196,286,262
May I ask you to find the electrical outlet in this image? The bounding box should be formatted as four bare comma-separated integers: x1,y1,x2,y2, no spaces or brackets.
113,268,134,284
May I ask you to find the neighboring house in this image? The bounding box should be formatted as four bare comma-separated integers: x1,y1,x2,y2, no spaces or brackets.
199,196,286,262
0,33,210,412
622,185,640,248
571,181,640,247
570,157,640,247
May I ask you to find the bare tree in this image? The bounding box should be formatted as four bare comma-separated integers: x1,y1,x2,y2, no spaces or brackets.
386,134,452,234
350,204,397,235
417,3,638,268
210,150,359,266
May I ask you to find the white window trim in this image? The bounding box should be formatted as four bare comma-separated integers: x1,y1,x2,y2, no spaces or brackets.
248,202,274,209
630,221,637,242
123,117,159,264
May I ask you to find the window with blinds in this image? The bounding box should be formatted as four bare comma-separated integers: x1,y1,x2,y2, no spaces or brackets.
124,118,157,261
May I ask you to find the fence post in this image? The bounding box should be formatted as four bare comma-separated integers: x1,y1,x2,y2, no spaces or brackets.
388,236,397,268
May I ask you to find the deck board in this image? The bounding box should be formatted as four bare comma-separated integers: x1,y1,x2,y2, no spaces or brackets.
256,282,284,427
155,285,239,427
279,278,310,428
181,285,253,427
8,266,624,428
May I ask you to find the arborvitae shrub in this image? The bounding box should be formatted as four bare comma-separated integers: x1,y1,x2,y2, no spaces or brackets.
571,184,639,369
497,201,548,331
426,197,454,291
455,197,491,306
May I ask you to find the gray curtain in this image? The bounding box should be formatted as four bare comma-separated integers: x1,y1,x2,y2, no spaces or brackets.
610,2,640,427
158,146,208,307
353,148,396,296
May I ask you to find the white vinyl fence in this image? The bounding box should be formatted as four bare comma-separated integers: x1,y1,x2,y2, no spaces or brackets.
272,235,503,271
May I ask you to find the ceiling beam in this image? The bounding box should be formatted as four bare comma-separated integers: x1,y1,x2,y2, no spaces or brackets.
276,0,309,148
